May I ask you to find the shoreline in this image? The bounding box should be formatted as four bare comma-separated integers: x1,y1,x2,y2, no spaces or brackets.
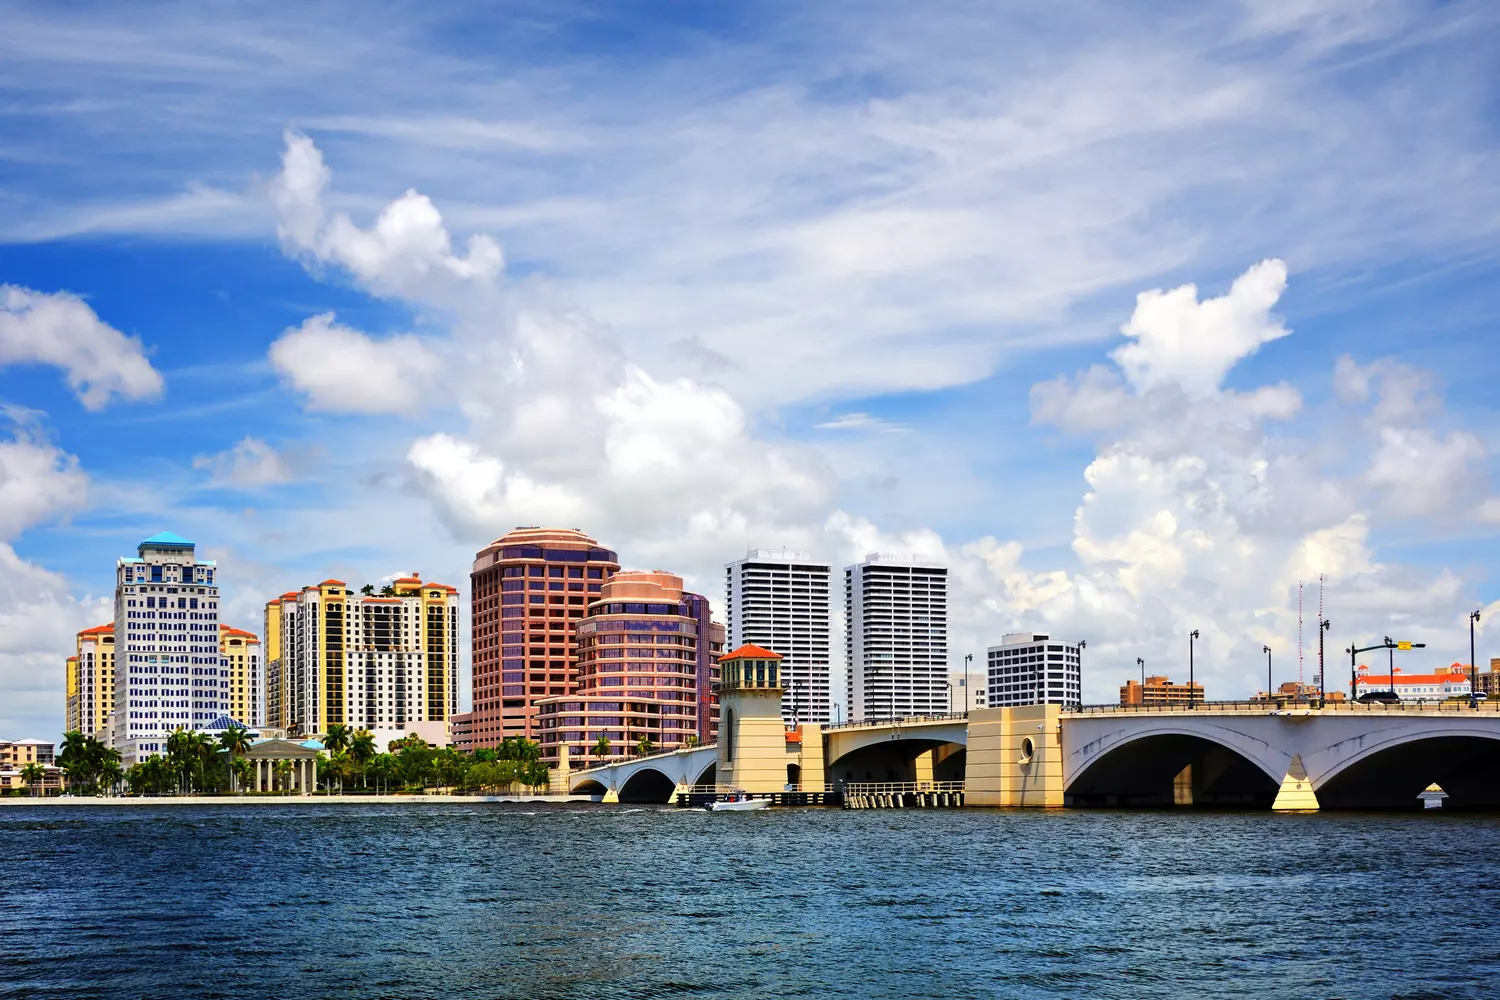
0,794,604,806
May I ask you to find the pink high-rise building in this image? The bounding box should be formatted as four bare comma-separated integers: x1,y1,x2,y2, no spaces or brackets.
535,570,724,767
469,528,620,748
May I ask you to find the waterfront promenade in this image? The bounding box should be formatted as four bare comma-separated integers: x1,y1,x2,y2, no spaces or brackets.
0,793,599,807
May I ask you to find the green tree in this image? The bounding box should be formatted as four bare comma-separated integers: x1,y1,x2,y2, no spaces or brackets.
499,736,541,763
273,759,294,794
349,729,377,790
592,734,611,763
635,734,655,757
230,756,254,794
368,753,398,794
218,725,252,792
19,762,46,797
58,731,91,791
99,759,124,796
360,584,375,596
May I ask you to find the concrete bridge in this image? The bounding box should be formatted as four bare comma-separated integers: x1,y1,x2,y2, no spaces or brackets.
568,701,1500,810
566,745,718,803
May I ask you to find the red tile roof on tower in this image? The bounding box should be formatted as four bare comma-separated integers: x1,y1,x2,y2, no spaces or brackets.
319,579,346,587
218,625,259,640
78,624,114,636
720,643,784,661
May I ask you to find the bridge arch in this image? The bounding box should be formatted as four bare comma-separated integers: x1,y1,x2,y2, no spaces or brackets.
829,735,966,785
1314,729,1500,810
618,767,677,803
1065,727,1282,808
571,778,608,796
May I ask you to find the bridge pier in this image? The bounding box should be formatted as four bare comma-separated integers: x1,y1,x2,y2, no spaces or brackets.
1270,754,1320,811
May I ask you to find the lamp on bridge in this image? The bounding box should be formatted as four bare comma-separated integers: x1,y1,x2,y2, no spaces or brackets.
1136,657,1145,693
1077,640,1087,710
1263,645,1272,702
1471,611,1482,709
1189,631,1200,708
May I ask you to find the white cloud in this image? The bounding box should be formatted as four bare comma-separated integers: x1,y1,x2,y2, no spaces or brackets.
1366,427,1485,517
268,312,440,414
0,285,164,410
271,130,503,302
1110,259,1290,397
0,425,102,738
0,424,88,538
814,412,908,432
192,436,294,487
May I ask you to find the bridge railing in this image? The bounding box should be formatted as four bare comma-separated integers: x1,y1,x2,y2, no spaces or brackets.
824,713,969,732
1070,699,1500,714
842,780,964,796
683,782,839,795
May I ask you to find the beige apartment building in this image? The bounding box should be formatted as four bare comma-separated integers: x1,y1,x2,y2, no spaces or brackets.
265,575,459,737
65,624,115,737
0,739,63,794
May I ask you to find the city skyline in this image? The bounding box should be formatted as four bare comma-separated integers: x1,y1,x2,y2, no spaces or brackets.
4,3,1500,743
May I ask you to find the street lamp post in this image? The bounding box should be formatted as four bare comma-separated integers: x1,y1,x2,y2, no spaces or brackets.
1319,619,1331,706
1076,640,1087,710
1136,657,1145,691
964,652,974,713
1263,645,1272,702
1189,630,1200,708
1471,611,1482,708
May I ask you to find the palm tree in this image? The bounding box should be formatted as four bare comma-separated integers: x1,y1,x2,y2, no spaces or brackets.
99,760,124,796
593,734,611,764
59,731,90,792
165,728,193,795
273,760,294,794
219,725,252,792
19,762,46,797
231,757,254,792
349,729,376,790
635,734,654,757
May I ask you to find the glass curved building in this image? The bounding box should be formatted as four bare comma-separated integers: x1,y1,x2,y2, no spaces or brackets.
468,528,621,748
536,570,724,767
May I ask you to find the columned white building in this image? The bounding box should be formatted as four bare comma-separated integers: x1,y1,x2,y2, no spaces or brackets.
986,633,1082,708
845,556,948,721
725,551,832,725
111,532,228,766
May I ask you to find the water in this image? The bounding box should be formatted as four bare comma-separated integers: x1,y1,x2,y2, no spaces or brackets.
3,803,1498,999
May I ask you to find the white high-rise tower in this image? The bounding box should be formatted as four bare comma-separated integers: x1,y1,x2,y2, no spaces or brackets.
725,551,832,724
845,555,948,721
111,532,227,765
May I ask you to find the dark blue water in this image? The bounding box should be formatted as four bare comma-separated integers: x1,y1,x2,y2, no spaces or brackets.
3,804,1499,999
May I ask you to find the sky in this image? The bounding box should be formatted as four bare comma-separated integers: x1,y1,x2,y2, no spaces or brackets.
2,0,1500,740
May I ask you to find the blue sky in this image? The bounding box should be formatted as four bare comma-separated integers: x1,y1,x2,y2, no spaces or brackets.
3,0,1500,739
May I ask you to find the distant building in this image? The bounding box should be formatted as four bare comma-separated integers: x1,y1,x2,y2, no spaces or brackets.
535,570,724,767
265,576,459,737
65,624,115,738
1354,663,1472,702
950,670,987,712
448,711,475,753
1120,675,1204,706
0,739,62,794
219,625,263,728
725,551,832,725
1250,681,1345,704
468,528,621,748
988,633,1082,708
111,532,226,766
1477,662,1500,700
845,556,949,721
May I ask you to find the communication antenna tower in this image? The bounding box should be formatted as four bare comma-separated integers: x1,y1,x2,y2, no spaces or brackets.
1316,574,1325,686
1298,581,1305,687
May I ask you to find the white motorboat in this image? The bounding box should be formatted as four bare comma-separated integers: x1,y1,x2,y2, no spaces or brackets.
708,795,769,812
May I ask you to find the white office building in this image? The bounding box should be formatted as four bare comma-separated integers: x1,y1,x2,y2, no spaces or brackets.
111,532,229,766
986,633,1081,708
725,551,832,724
845,556,949,721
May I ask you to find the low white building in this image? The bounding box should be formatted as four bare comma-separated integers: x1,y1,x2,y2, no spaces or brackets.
1355,663,1472,702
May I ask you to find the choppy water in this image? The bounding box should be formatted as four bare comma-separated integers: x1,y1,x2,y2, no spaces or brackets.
3,803,1499,999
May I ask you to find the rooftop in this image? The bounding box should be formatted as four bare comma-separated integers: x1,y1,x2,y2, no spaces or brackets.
721,643,785,661
138,530,195,552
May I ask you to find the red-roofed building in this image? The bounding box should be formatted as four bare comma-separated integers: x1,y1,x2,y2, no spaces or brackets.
1354,662,1473,702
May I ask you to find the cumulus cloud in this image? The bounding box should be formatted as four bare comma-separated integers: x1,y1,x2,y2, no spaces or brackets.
268,312,441,414
1110,259,1290,397
271,130,503,302
0,424,103,738
0,285,164,410
192,436,295,487
0,424,88,538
